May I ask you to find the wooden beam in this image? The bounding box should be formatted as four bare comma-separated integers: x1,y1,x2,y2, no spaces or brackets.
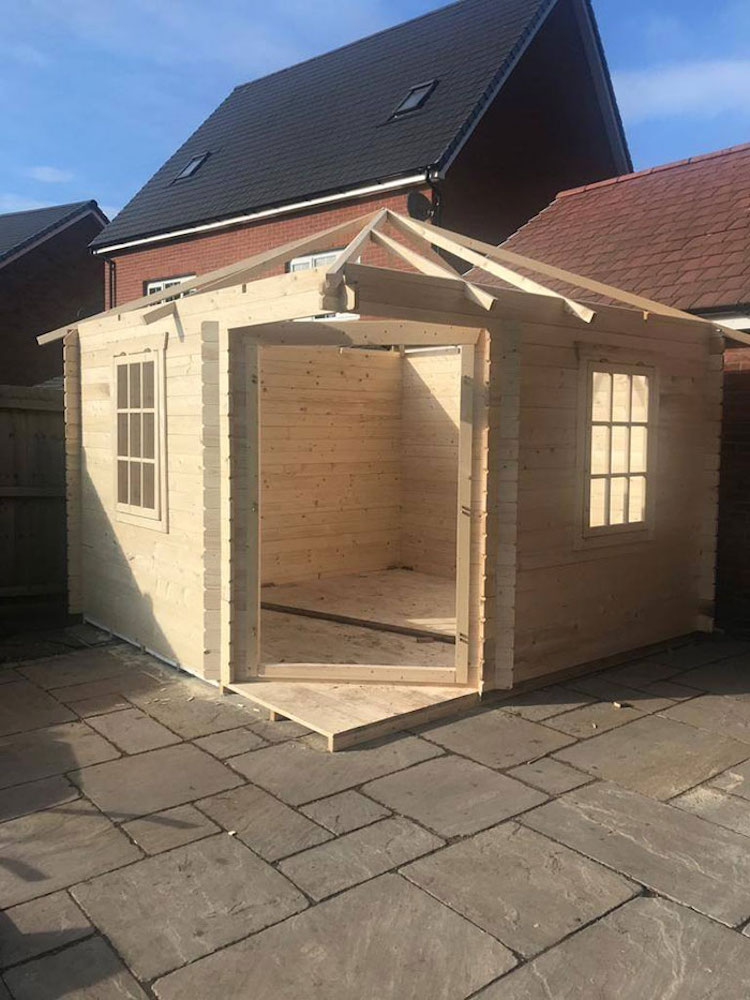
388,211,595,324
455,343,474,685
142,302,177,325
370,229,496,312
325,208,387,286
242,319,479,347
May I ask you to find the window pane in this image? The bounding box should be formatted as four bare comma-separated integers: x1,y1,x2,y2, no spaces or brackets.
130,462,142,506
142,412,155,460
629,475,647,522
142,361,155,408
592,372,611,421
117,461,129,504
290,259,310,271
117,414,128,458
612,373,631,422
117,365,128,408
129,363,141,407
142,463,155,509
590,425,610,475
589,478,608,528
611,425,630,474
129,413,141,458
609,476,628,525
632,375,649,422
630,425,648,473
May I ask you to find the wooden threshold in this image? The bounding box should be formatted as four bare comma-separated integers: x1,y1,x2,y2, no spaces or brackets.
260,602,454,644
257,662,456,685
228,678,479,751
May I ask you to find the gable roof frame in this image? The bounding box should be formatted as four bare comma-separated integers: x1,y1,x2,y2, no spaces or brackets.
0,201,108,272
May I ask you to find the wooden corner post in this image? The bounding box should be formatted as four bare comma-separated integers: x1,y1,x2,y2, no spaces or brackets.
63,330,82,614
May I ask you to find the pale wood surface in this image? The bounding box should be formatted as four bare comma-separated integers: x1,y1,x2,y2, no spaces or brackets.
261,569,456,637
229,678,478,750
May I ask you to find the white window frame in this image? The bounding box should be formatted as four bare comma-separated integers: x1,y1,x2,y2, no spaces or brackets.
145,274,196,299
578,359,658,544
113,335,168,532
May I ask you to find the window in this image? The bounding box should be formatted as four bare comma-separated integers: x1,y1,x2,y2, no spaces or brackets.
585,365,652,532
288,250,358,320
145,275,196,301
389,80,438,120
115,350,163,525
173,152,209,181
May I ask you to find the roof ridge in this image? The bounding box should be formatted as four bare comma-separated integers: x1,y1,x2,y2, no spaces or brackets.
233,0,466,92
557,140,750,200
0,199,93,222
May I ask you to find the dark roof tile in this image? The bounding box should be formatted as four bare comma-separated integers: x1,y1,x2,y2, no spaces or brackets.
0,201,101,264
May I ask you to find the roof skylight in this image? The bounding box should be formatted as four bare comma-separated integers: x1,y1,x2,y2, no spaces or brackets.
173,152,210,182
389,80,438,120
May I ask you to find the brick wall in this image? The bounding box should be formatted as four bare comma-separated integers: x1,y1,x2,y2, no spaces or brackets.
717,346,750,631
106,187,430,307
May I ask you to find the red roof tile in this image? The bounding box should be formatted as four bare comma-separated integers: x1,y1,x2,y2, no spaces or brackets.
486,143,750,313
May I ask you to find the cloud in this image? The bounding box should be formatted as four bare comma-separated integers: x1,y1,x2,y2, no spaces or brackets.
614,59,750,123
0,194,52,213
24,165,74,183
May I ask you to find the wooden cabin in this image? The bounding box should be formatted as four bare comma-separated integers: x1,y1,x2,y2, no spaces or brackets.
40,210,737,749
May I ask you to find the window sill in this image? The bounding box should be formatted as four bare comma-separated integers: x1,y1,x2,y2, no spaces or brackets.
115,509,169,533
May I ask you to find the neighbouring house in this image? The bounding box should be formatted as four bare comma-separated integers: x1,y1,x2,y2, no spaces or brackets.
0,201,107,385
39,211,730,749
485,141,750,630
90,0,630,305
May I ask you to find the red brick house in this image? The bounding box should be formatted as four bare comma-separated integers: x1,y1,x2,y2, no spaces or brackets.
91,0,631,306
0,201,107,385
484,141,750,629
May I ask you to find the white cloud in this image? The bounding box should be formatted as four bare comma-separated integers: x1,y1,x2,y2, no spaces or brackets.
0,193,52,213
614,59,750,123
24,165,74,183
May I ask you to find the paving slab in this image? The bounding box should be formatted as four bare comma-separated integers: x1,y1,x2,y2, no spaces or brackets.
279,816,442,900
229,735,442,806
69,743,242,820
86,706,181,753
71,692,134,716
0,722,119,790
153,874,515,1000
564,675,675,714
0,775,78,823
554,714,750,799
545,699,644,739
50,670,168,706
507,757,592,795
418,708,574,769
496,685,593,722
0,680,75,737
196,783,332,862
248,718,312,743
128,684,255,739
661,692,750,744
638,678,701,701
0,799,141,908
0,891,92,969
72,835,307,981
679,653,750,694
591,657,686,690
672,785,750,837
476,896,750,1000
299,790,390,834
3,936,148,1000
17,649,132,690
711,758,750,799
522,781,750,926
194,727,267,758
404,822,636,957
651,638,750,672
363,756,546,837
122,804,220,854
0,977,8,999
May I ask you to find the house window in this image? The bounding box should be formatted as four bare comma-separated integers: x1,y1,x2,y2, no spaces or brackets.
288,250,358,320
389,80,438,120
173,152,209,181
145,274,195,299
115,350,163,525
585,365,651,532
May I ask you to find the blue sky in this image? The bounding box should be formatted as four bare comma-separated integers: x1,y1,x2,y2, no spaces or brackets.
1,0,749,220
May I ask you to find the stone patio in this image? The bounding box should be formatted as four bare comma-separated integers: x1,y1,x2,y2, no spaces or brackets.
3,632,750,998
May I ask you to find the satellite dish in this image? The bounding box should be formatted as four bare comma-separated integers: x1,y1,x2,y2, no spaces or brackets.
407,191,433,221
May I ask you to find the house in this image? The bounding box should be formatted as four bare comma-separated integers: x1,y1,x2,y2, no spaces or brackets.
90,0,630,306
485,142,750,630
0,201,107,386
39,210,732,749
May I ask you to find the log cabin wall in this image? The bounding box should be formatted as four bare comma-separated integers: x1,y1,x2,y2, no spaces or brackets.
259,346,403,585
508,309,719,686
399,349,461,579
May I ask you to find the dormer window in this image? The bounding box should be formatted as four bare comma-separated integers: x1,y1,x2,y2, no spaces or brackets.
173,152,210,182
389,80,438,120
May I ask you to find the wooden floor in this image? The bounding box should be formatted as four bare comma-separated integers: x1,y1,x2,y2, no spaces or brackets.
229,678,478,750
261,569,456,638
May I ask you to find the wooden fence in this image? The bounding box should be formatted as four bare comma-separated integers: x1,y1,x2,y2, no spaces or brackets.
0,385,66,601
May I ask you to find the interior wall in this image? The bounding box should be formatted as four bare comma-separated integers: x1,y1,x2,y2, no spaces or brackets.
259,346,403,585
400,349,461,578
